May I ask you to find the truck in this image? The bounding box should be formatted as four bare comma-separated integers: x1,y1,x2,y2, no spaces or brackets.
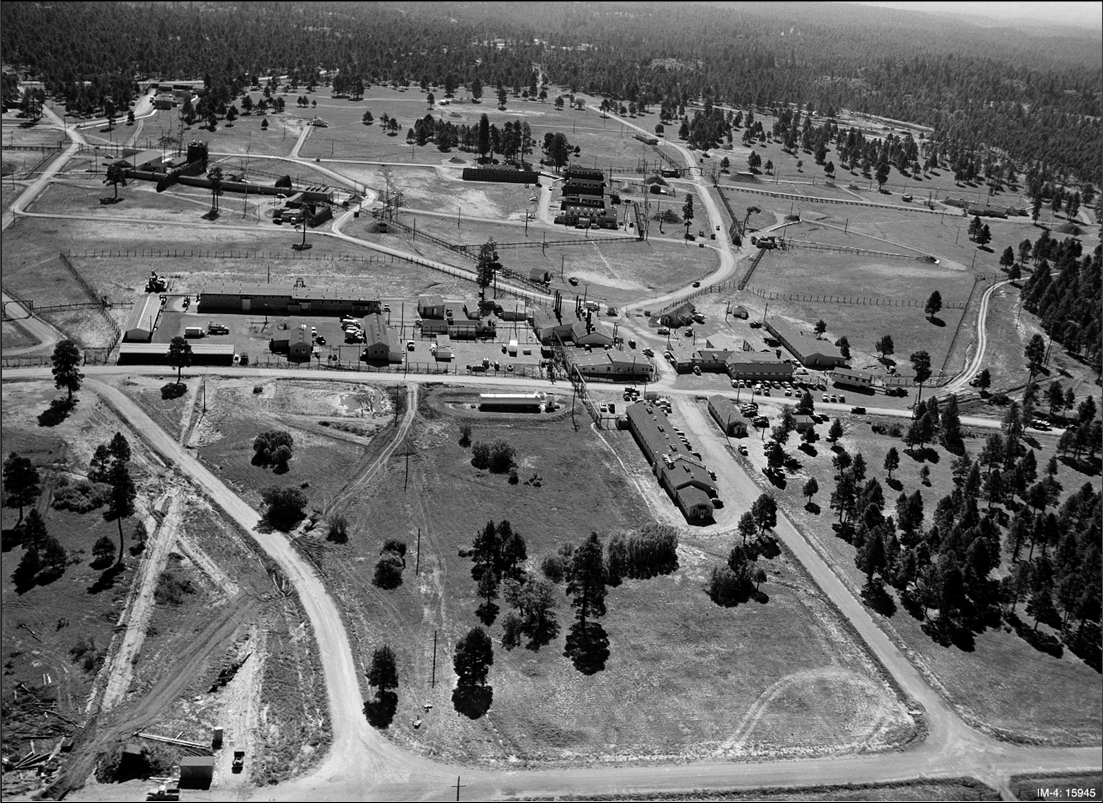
507,339,518,356
232,750,245,774
184,326,204,338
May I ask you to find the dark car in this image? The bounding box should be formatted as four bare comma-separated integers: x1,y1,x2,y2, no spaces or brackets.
850,406,866,414
692,281,701,288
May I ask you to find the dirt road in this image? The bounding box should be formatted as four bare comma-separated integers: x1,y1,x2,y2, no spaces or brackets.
325,384,417,515
941,278,1015,396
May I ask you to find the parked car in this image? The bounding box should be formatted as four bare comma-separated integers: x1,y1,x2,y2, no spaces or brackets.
851,406,867,414
753,415,770,427
692,366,702,376
737,444,749,455
657,326,670,335
822,394,829,402
692,281,701,288
684,328,694,337
568,276,579,286
207,322,229,335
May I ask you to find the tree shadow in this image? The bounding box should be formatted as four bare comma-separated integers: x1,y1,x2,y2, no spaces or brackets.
861,580,897,617
99,197,124,205
1059,455,1101,476
363,690,398,728
1064,622,1101,673
928,316,946,327
451,684,493,719
905,446,940,464
1,525,25,553
799,443,818,457
753,536,781,560
805,501,821,515
886,477,903,492
160,382,187,400
1006,613,1064,659
564,621,609,675
87,561,126,594
38,398,76,428
524,617,560,651
922,617,976,651
764,471,787,489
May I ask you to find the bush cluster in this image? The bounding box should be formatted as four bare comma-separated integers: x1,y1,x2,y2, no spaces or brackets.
253,430,294,470
605,523,679,585
471,439,516,473
373,540,407,589
52,478,111,513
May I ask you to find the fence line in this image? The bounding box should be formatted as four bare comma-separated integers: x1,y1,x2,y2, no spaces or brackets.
716,182,953,216
737,249,767,291
66,248,400,264
784,239,923,260
742,285,968,309
938,275,986,379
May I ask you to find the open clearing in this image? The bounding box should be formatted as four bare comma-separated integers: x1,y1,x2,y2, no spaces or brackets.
744,249,971,378
257,384,917,768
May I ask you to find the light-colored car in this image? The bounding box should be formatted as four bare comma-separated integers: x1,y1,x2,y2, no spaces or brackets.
737,444,749,455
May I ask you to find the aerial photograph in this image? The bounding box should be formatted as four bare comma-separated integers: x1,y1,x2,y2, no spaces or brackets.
0,1,1099,800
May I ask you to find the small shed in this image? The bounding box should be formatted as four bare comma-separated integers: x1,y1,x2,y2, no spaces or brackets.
178,755,214,789
288,330,312,363
731,305,749,319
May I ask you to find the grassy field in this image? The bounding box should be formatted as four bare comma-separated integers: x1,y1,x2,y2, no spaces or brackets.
744,249,971,377
738,406,1103,745
288,383,914,768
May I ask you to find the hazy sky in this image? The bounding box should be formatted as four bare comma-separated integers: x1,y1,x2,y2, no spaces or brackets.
848,1,1103,29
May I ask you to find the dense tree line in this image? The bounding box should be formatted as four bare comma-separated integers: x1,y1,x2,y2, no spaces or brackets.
1021,242,1102,372
2,2,1099,182
830,396,1101,666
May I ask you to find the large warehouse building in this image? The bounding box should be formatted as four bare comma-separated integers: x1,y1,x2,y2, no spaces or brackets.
123,294,164,342
198,284,382,316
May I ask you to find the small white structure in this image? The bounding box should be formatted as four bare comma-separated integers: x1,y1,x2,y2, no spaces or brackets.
478,392,547,412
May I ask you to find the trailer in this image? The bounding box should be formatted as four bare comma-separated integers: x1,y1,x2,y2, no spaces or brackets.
478,392,547,412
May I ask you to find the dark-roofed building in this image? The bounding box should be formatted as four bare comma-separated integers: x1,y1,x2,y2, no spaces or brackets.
660,302,696,328
765,318,847,369
115,149,165,171
794,414,815,433
571,319,614,348
625,402,716,523
573,351,653,380
830,367,875,388
726,351,794,381
362,313,400,362
708,395,747,437
528,268,551,284
123,294,163,342
199,284,381,316
497,299,528,321
178,756,214,789
417,294,445,318
532,309,567,343
118,342,234,366
288,328,312,362
731,305,750,319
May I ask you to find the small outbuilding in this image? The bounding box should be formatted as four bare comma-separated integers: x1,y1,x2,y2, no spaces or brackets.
123,294,163,343
178,755,215,790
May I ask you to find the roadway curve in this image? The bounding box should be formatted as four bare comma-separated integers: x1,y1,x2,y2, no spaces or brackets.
941,279,1014,396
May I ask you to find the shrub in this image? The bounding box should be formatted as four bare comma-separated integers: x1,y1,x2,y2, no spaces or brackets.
508,468,519,484
459,423,472,447
260,486,308,529
373,553,404,589
253,430,294,469
471,441,491,469
489,440,516,473
381,539,407,558
154,569,196,605
160,382,187,400
540,554,566,583
52,480,111,513
327,513,349,543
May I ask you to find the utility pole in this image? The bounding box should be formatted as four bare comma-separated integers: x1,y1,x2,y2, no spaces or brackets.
415,527,421,575
431,630,438,687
